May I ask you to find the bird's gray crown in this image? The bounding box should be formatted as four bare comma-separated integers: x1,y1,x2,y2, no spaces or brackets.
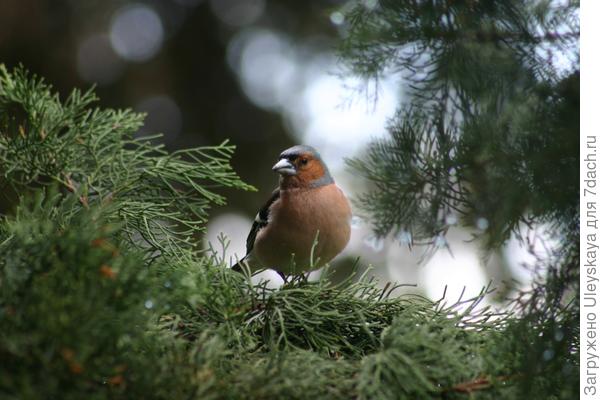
279,145,334,187
279,145,321,161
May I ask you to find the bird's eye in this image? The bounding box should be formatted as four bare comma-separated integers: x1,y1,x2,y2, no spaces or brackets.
300,158,308,165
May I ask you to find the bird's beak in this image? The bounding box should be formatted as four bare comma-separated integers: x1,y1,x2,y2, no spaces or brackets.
272,158,296,176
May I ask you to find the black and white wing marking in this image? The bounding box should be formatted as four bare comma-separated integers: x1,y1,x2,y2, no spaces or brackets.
245,188,280,255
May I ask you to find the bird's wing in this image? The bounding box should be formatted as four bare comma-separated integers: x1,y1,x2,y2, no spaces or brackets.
246,188,280,255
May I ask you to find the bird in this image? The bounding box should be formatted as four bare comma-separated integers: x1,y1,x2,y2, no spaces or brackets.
232,145,352,279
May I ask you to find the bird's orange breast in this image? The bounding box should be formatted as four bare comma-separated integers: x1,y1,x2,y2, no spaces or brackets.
253,184,351,274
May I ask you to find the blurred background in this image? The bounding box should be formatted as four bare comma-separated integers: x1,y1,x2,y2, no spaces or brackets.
1,0,548,302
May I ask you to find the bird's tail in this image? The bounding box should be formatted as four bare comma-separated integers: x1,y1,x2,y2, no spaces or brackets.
231,255,248,273
231,261,243,272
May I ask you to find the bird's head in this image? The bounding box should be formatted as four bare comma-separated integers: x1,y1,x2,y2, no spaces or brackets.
272,145,334,189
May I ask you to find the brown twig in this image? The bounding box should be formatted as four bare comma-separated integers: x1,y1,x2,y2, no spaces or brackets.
445,374,514,394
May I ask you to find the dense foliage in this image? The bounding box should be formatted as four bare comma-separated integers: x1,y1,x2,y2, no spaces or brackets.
341,0,579,398
0,0,579,396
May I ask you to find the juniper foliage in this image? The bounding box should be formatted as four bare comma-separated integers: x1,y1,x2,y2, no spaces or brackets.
0,65,254,256
0,12,578,396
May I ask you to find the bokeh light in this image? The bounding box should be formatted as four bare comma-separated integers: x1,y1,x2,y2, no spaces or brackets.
227,27,397,171
110,4,164,62
329,12,345,26
228,29,297,110
422,242,488,304
210,0,265,27
298,66,398,170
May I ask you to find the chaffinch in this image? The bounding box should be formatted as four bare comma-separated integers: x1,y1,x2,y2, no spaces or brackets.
232,145,352,278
